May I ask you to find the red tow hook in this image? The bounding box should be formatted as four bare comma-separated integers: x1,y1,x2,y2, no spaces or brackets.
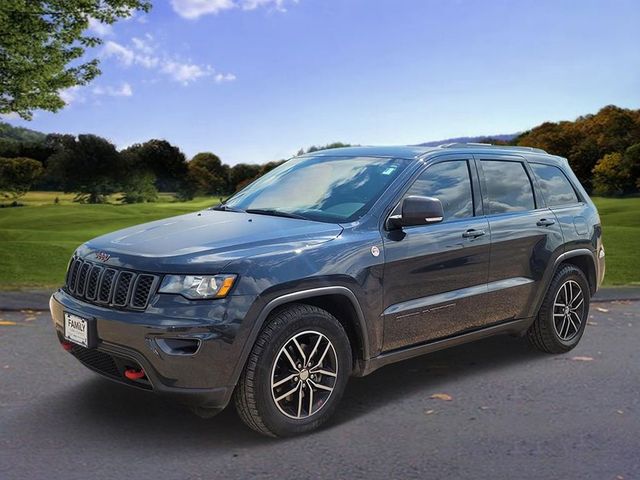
61,341,74,351
124,368,146,380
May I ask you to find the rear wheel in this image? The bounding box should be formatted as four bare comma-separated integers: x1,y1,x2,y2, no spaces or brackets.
527,264,590,353
234,303,352,437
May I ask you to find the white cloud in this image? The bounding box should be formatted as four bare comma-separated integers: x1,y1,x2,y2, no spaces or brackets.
88,17,113,36
0,112,22,120
171,0,235,19
101,38,234,86
93,82,133,97
214,72,236,83
161,61,212,84
171,0,297,19
132,34,154,54
102,41,135,65
241,0,289,11
60,86,83,105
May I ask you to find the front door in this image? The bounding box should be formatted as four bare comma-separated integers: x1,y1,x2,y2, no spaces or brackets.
381,157,491,351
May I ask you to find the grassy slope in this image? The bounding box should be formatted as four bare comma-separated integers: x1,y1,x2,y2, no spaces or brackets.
591,197,640,286
0,193,218,290
0,193,637,290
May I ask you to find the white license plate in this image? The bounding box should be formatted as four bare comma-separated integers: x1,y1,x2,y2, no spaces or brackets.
64,312,89,347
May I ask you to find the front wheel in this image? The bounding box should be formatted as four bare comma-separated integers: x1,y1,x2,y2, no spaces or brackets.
234,304,352,437
527,264,590,353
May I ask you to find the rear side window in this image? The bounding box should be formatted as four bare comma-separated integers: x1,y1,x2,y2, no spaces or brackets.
530,163,579,206
404,160,473,221
480,160,535,214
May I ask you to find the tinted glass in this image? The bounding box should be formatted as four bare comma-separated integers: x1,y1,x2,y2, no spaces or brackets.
530,163,579,206
481,160,535,214
404,160,473,221
224,156,409,223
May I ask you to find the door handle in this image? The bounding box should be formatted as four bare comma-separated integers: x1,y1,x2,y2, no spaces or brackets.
536,218,556,227
462,229,485,238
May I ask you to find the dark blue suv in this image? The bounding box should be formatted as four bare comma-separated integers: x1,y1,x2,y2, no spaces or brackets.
50,144,605,436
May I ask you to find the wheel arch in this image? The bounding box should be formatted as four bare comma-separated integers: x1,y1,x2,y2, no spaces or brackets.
556,249,597,295
231,287,370,388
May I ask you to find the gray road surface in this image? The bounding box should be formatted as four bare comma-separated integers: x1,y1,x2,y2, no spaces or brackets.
1,301,638,479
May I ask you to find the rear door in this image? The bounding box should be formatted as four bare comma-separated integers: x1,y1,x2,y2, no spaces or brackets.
476,156,564,323
528,162,593,250
381,156,491,351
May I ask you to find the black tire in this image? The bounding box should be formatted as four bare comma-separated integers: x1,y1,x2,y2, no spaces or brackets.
527,264,590,353
234,303,352,437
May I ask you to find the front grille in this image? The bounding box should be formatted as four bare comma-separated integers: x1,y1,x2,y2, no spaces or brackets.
65,257,158,310
85,265,102,300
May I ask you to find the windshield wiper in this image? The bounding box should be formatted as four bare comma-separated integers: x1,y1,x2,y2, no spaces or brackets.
211,204,246,213
245,208,309,220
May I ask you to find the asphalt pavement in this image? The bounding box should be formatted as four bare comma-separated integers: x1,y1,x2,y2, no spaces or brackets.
0,300,638,480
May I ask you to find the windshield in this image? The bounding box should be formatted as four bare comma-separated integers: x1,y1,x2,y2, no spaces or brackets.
222,156,410,223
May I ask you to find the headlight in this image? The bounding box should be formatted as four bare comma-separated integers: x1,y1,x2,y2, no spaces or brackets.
158,274,237,299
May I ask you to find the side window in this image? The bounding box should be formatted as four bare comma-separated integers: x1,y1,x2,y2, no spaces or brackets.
530,163,579,207
480,160,535,214
403,160,474,221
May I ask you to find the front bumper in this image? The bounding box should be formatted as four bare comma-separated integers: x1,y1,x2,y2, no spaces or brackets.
50,289,260,410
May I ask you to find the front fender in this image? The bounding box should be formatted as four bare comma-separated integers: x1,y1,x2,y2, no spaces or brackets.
228,284,373,388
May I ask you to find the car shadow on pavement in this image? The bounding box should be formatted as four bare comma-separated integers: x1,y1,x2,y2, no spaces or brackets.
332,334,541,426
15,334,542,448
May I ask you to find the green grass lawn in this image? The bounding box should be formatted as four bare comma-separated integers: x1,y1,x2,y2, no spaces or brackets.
590,197,640,286
0,192,638,290
0,192,222,290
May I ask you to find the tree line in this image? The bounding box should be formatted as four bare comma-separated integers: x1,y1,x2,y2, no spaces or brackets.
513,105,640,196
2,105,639,204
0,131,350,204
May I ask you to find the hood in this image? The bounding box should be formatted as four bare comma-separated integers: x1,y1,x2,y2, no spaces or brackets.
81,210,343,272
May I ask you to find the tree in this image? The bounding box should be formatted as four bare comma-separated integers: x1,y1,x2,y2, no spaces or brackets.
121,140,188,192
259,160,286,176
624,143,640,191
0,121,46,142
47,134,122,203
228,163,262,192
119,172,158,204
188,152,229,194
517,106,640,191
302,142,351,154
592,153,632,196
0,157,43,201
0,1,151,119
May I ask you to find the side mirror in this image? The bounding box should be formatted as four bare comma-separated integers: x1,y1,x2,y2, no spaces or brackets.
388,195,444,229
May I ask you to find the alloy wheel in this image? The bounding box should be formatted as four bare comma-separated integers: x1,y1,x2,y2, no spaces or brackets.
270,330,338,419
552,280,585,341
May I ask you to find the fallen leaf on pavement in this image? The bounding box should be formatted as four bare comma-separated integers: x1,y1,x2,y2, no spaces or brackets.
0,321,17,326
596,307,609,313
430,393,453,401
570,356,594,362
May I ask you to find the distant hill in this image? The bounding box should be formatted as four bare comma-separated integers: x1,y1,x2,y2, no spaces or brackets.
0,121,47,143
417,133,519,147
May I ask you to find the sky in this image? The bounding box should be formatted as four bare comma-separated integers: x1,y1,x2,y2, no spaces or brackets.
4,0,640,164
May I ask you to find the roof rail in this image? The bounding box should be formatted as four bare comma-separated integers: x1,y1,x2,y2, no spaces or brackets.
439,143,548,154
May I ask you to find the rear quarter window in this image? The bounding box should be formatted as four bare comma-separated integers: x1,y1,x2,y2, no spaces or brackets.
530,163,579,207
